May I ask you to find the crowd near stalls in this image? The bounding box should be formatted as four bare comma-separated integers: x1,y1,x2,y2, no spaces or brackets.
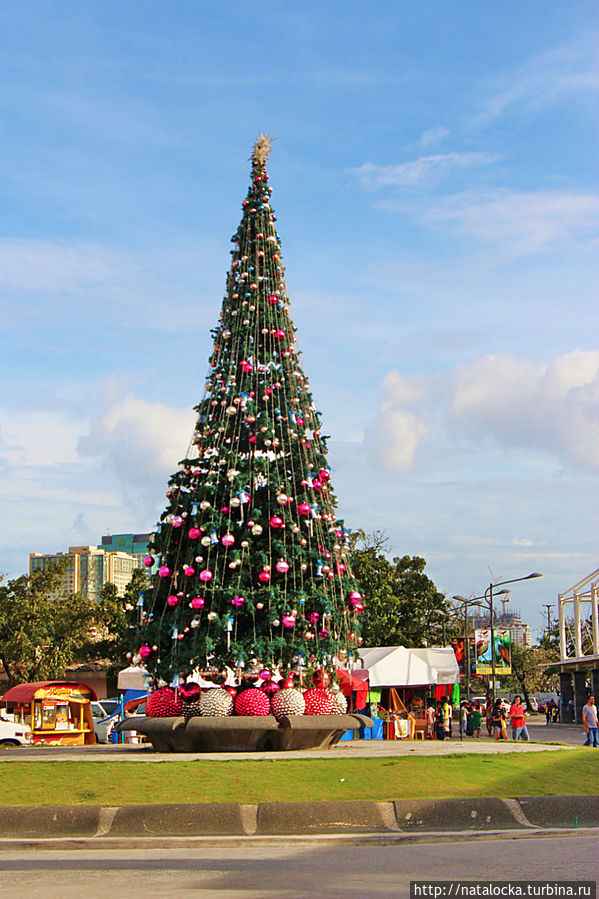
337,646,460,740
1,681,96,745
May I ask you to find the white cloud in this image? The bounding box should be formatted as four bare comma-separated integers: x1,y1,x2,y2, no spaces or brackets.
449,350,599,470
480,39,599,122
417,126,450,148
365,408,429,471
78,392,196,486
367,350,599,473
426,189,599,256
351,153,496,189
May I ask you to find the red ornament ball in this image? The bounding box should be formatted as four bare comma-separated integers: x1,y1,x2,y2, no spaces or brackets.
146,687,183,718
234,687,271,716
303,688,335,716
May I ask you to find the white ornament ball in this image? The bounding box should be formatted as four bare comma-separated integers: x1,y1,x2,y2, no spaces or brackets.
200,688,234,717
271,688,306,720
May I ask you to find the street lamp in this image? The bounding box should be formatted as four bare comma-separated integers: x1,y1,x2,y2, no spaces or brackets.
453,572,542,705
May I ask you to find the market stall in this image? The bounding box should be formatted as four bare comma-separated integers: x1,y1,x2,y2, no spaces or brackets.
354,646,460,739
1,681,97,745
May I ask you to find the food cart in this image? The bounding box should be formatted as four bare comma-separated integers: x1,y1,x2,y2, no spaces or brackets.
1,681,97,745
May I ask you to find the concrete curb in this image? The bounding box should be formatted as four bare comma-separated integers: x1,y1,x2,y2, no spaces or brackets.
0,796,597,839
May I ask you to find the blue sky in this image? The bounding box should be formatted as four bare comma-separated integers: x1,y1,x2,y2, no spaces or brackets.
1,1,597,637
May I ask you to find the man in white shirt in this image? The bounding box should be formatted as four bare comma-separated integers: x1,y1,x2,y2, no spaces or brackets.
582,694,598,747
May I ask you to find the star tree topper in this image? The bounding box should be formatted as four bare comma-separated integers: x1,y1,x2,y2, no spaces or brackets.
251,132,275,166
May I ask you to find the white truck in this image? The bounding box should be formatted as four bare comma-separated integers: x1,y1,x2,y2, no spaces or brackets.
0,715,32,747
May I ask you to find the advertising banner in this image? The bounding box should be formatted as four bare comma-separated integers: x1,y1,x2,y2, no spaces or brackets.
475,628,511,675
451,637,477,677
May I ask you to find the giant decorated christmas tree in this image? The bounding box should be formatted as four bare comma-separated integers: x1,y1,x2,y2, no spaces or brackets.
135,136,364,705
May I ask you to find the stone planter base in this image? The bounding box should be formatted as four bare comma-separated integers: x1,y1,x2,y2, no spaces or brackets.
114,714,374,752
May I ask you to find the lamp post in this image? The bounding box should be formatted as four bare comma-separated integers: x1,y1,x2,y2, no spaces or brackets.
453,572,542,706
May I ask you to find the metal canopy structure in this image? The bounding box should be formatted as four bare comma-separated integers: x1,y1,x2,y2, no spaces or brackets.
558,568,599,667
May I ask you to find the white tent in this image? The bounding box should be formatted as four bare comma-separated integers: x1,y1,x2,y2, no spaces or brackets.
117,665,151,691
356,646,459,688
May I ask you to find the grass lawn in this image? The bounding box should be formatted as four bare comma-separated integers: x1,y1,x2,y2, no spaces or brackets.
1,749,597,806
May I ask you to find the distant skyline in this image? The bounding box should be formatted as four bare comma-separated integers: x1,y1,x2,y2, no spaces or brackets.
1,1,597,637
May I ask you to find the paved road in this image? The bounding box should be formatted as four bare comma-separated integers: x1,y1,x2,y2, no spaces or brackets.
0,833,597,898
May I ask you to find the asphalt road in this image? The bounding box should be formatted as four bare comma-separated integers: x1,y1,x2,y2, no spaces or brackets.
0,833,596,898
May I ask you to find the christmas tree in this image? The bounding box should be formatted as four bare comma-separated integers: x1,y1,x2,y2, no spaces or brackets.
135,135,364,689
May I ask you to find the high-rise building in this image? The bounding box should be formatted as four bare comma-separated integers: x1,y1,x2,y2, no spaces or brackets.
98,533,152,568
468,609,532,649
29,544,141,601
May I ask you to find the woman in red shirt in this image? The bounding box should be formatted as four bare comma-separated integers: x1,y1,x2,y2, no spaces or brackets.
509,695,530,741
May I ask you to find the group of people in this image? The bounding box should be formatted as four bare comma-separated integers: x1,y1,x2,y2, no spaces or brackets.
423,695,531,741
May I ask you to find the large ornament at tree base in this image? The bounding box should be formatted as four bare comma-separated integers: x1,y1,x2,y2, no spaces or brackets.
270,688,306,719
200,688,234,717
329,689,348,715
234,687,271,716
302,687,335,716
146,687,183,718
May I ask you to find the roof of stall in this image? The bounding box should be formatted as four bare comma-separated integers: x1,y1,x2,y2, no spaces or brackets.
356,646,459,687
1,681,97,704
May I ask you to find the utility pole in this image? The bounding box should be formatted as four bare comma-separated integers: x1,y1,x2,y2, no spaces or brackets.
543,604,553,637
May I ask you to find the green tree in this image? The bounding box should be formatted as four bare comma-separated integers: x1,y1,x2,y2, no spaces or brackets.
350,530,449,647
134,136,363,683
0,563,99,687
502,643,560,711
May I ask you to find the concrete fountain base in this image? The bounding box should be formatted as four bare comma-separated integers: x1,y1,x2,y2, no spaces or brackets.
115,714,374,752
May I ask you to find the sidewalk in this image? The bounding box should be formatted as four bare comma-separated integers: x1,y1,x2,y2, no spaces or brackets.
0,724,580,762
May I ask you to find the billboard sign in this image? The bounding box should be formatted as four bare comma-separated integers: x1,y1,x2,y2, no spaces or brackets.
475,628,511,675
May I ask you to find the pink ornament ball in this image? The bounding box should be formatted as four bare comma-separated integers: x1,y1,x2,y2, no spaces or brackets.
143,555,154,568
158,565,171,578
183,565,195,577
190,596,205,609
199,569,213,582
231,595,245,607
303,688,335,716
349,590,362,603
234,687,271,717
318,469,330,482
269,515,283,528
171,516,184,528
138,644,152,659
167,594,179,607
297,503,311,516
188,528,201,540
282,614,296,628
221,533,235,547
275,560,290,574
258,570,271,583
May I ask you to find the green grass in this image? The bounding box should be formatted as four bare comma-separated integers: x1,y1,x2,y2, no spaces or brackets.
1,750,597,806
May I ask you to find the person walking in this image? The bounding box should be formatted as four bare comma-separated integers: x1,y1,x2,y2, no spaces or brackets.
509,695,530,741
582,694,598,747
492,698,506,741
443,697,452,738
460,702,468,738
435,701,446,740
425,701,435,740
471,701,482,738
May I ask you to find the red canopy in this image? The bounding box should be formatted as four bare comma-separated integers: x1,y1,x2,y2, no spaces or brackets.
336,668,369,710
1,681,97,704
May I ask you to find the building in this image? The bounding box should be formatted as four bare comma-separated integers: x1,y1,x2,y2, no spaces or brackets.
29,544,141,602
98,533,152,568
